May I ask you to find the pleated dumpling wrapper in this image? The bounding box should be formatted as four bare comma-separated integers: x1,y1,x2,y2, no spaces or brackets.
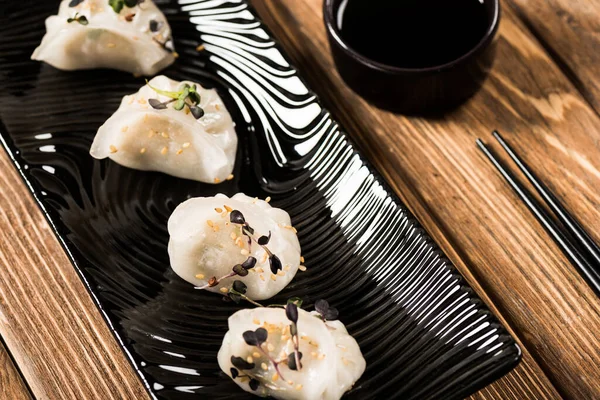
218,303,366,400
90,75,237,183
168,193,302,300
31,0,175,75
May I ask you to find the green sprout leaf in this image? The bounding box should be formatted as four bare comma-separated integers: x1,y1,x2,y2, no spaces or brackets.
146,80,206,119
145,80,181,99
108,0,124,13
67,13,88,25
287,297,303,308
173,98,186,111
109,0,142,13
190,106,204,120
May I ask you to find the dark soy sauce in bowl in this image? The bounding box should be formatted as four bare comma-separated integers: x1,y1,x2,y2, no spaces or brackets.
324,0,500,113
337,0,490,69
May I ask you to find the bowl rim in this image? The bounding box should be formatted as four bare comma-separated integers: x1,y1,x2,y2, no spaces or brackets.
323,0,501,75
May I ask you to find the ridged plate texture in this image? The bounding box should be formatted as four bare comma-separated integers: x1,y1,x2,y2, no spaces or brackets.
0,1,520,399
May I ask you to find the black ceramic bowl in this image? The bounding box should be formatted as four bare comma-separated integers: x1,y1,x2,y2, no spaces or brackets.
324,0,501,114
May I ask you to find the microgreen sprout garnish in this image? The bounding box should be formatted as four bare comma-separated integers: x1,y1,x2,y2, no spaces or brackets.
148,99,167,109
315,299,339,321
241,327,287,381
229,210,283,275
243,327,268,347
195,255,256,290
69,0,85,7
146,81,205,119
257,232,271,246
227,280,263,307
287,297,303,308
67,12,89,25
229,210,245,224
108,0,144,14
230,356,260,391
285,302,302,371
287,351,303,370
249,379,260,391
227,298,342,390
265,297,304,309
231,355,255,370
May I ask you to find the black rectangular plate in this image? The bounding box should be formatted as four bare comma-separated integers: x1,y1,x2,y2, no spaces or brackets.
0,1,520,399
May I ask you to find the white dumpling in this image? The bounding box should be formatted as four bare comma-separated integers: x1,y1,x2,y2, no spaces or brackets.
31,0,175,76
218,306,366,400
90,75,237,183
168,193,301,300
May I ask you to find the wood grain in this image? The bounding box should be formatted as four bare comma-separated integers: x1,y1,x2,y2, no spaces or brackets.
250,0,600,399
0,339,32,400
507,0,600,116
0,148,150,399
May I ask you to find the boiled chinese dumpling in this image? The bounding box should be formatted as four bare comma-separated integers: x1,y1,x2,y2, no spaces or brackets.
31,0,175,76
218,303,366,400
90,75,237,183
168,193,302,300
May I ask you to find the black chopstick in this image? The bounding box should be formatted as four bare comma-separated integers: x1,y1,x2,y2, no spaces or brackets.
476,138,600,297
492,130,600,269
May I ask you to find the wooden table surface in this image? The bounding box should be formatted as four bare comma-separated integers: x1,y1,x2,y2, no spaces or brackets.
1,0,599,399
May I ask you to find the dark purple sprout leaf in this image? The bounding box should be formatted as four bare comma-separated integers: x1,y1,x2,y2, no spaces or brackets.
230,368,239,379
228,293,241,304
285,303,298,324
232,280,247,294
232,264,248,277
287,352,303,370
69,0,85,7
315,299,339,320
269,254,282,274
190,106,204,119
242,225,254,236
149,98,167,109
242,331,257,346
230,210,245,224
315,299,329,315
243,328,268,346
222,295,233,303
231,356,254,370
242,256,257,270
257,231,271,246
255,327,268,344
324,307,339,320
249,379,259,391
